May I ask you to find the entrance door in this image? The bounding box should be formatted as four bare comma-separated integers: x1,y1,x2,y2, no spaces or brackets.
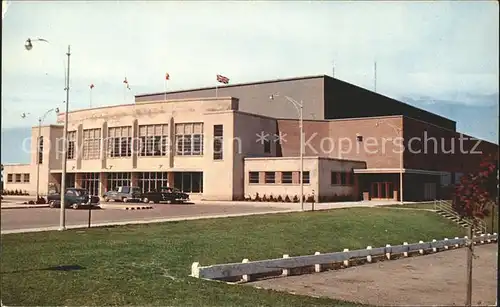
371,182,394,199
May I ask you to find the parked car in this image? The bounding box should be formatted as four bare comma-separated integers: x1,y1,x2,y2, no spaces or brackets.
103,186,142,203
142,186,189,204
47,188,100,209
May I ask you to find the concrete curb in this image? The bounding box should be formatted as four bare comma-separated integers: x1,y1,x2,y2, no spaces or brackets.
99,204,153,210
1,205,50,209
1,209,297,235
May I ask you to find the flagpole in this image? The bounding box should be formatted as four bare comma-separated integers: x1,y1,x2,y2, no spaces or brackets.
215,85,218,98
164,79,167,101
90,88,92,108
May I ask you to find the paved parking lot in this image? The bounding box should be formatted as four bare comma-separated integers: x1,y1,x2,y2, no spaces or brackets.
1,202,289,232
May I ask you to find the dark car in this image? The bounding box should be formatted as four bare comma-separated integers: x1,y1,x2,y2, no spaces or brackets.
103,186,142,203
142,186,189,204
47,188,100,209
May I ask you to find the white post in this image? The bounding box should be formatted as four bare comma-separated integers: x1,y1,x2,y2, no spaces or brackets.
299,104,304,211
282,254,289,276
444,238,449,250
494,233,498,242
454,237,460,248
343,248,349,267
418,240,424,254
59,45,71,231
403,242,408,257
385,244,391,260
487,233,491,243
314,252,321,272
366,246,372,263
191,262,200,278
215,85,218,98
480,234,485,244
242,258,250,282
432,239,437,252
36,119,42,201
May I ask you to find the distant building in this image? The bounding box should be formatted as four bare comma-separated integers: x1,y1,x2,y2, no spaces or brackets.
3,75,498,201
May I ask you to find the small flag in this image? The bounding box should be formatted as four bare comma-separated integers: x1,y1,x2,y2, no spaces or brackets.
123,77,131,90
90,83,94,89
165,73,170,80
216,74,229,84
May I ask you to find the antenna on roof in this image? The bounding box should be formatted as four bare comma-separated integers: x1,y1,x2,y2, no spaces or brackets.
332,59,335,78
374,61,377,93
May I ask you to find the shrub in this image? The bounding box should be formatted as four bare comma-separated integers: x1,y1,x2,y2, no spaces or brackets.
277,195,283,202
15,189,20,195
28,200,35,205
292,195,299,203
284,195,291,202
23,190,29,196
306,195,315,203
269,194,275,202
254,193,261,202
244,195,252,201
262,194,268,202
36,197,47,204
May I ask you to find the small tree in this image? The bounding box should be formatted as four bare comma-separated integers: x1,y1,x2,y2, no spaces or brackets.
453,153,498,307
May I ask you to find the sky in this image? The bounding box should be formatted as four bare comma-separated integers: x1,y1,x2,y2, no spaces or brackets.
1,1,499,148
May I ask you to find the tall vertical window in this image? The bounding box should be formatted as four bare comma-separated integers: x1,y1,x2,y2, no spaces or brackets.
175,123,204,156
7,174,13,183
302,171,310,184
139,124,169,156
15,174,21,183
173,172,203,193
83,128,101,160
67,131,76,160
81,172,100,196
264,139,271,153
107,126,132,157
106,172,131,191
281,171,293,184
213,124,223,160
38,136,43,164
23,173,30,183
138,172,169,192
65,173,76,189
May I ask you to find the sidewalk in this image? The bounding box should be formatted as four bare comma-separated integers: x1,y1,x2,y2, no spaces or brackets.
1,203,49,209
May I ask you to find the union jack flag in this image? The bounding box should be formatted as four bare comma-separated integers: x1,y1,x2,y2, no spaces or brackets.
123,77,131,90
216,74,229,84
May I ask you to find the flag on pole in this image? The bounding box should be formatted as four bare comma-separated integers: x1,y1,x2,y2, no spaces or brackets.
90,83,94,89
123,77,131,90
165,73,170,80
216,74,229,84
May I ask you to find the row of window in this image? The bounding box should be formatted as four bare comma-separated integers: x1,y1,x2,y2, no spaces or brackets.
249,171,311,184
6,173,30,183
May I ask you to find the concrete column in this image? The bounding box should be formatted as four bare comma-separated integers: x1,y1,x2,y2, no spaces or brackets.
76,124,83,170
168,117,174,168
131,172,139,187
275,171,282,184
101,121,108,169
75,173,82,188
132,119,138,169
99,172,107,195
167,172,174,188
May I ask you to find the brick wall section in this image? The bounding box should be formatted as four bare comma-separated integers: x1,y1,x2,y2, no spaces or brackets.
403,117,499,173
277,116,403,169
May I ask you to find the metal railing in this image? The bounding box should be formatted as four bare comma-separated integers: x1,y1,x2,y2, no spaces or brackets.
434,200,486,234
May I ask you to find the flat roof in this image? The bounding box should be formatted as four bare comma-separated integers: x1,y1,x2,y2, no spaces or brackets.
244,156,366,164
135,74,326,98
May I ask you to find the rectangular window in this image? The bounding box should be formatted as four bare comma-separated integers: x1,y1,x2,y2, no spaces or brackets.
23,173,30,183
331,172,339,185
38,136,43,164
81,172,100,196
265,172,275,184
303,171,310,184
340,172,347,185
138,172,169,193
67,131,76,160
7,174,13,183
15,174,21,183
138,124,169,157
173,172,203,193
264,139,271,153
249,172,260,184
106,172,131,192
175,123,204,156
213,124,223,160
107,126,132,157
83,128,101,160
281,171,293,184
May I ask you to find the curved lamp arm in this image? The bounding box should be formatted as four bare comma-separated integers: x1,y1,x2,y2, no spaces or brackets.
25,38,67,91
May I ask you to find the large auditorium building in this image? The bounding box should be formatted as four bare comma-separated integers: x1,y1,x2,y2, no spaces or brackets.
3,75,498,201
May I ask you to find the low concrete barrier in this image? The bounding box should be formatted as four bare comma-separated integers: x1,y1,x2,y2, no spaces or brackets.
99,204,153,210
191,233,498,281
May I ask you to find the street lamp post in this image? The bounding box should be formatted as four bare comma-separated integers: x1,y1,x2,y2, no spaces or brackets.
376,120,403,204
21,108,59,201
25,38,71,231
270,94,304,211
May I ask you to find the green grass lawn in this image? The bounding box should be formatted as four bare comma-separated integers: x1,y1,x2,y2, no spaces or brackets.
1,208,464,306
